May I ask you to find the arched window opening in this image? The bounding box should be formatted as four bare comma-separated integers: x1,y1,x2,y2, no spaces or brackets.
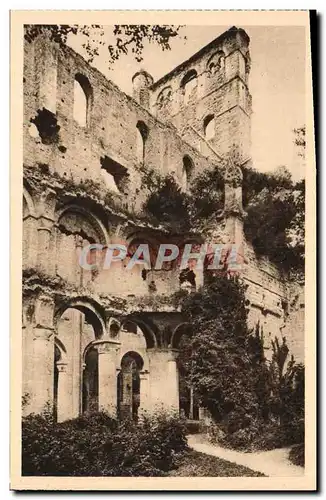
207,51,225,76
204,114,215,140
136,121,149,164
181,69,198,105
156,86,172,109
182,155,194,191
73,73,92,127
118,351,144,421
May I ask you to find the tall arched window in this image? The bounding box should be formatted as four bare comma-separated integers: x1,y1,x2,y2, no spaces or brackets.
182,155,194,191
136,121,149,164
204,114,215,140
73,73,92,127
181,69,198,105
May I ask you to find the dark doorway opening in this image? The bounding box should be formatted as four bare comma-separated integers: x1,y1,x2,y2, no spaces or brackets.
117,351,143,421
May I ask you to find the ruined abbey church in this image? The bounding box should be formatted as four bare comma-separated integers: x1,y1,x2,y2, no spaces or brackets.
23,26,304,422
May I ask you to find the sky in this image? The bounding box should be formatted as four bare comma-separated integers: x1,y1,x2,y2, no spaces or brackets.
69,25,306,180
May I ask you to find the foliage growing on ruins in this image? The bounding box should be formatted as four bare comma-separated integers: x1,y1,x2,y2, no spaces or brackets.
242,165,305,275
143,173,191,230
24,24,184,67
22,267,129,314
22,411,187,476
177,272,305,451
141,164,224,232
188,165,225,221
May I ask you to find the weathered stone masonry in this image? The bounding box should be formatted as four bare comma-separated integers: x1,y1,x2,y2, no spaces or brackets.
23,26,304,421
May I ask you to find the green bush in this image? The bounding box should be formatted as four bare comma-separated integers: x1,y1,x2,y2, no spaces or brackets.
22,411,187,476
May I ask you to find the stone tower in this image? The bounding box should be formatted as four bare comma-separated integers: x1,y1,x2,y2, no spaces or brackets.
150,26,252,165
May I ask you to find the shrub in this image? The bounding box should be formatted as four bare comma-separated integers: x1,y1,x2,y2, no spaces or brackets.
22,411,187,476
143,174,190,229
289,443,305,467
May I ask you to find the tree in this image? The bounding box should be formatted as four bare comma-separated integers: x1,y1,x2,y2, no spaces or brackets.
268,337,305,443
24,24,183,68
178,272,264,429
242,164,304,274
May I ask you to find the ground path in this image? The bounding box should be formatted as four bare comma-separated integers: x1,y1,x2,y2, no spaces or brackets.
187,434,304,477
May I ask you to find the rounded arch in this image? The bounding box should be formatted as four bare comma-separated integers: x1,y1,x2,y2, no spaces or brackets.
120,351,144,371
23,182,36,218
82,339,98,362
170,322,192,349
54,336,67,362
54,297,107,340
136,120,149,141
204,114,215,140
181,69,197,87
121,316,157,348
182,155,194,190
75,73,93,98
74,73,93,127
56,204,109,246
136,120,149,163
156,86,172,108
181,69,198,105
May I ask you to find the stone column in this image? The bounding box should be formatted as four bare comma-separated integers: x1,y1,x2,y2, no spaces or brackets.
96,340,120,418
139,370,150,418
223,157,246,271
56,362,70,422
28,295,55,415
30,326,54,414
167,351,179,412
148,349,179,414
36,188,56,275
37,216,55,275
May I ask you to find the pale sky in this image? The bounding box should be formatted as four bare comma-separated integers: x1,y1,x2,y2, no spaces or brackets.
69,25,306,180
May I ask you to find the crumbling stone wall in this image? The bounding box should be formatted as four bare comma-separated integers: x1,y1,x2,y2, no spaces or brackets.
150,26,252,163
24,34,215,216
22,26,304,421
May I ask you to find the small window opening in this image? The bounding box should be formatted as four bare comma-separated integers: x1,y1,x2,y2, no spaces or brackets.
181,70,198,105
136,121,149,164
204,114,215,140
100,155,129,194
73,73,92,127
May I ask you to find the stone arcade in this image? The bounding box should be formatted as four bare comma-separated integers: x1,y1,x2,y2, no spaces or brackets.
23,26,304,422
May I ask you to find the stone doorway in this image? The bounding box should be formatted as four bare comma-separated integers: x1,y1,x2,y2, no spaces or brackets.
117,351,143,421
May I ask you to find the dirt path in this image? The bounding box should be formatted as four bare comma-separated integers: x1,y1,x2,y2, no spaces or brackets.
187,434,304,477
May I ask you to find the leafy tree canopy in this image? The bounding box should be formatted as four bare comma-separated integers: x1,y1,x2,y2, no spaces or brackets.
24,24,183,67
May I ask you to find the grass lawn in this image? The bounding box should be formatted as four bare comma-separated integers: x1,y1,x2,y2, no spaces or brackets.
169,450,266,477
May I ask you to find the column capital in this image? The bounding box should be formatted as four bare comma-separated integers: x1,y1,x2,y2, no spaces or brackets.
93,338,121,354
33,326,54,341
139,369,150,380
56,361,67,373
34,295,55,329
37,216,55,232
